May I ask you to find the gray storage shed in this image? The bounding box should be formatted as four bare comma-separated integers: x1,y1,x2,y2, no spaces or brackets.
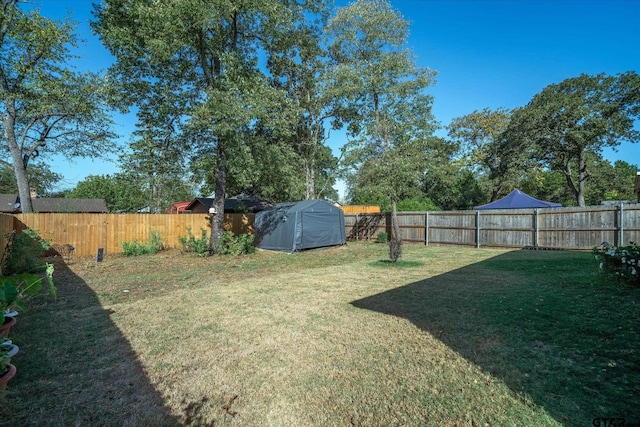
254,199,346,253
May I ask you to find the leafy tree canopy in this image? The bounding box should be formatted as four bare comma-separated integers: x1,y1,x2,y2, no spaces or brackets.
0,0,116,212
67,174,147,213
506,72,640,206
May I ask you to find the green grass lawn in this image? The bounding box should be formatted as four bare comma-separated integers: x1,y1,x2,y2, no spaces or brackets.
2,243,638,426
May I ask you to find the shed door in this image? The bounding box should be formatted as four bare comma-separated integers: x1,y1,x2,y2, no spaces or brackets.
300,212,342,250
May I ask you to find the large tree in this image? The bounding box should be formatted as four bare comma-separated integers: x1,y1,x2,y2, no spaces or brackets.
506,72,640,207
67,174,147,213
448,108,525,201
120,87,195,213
0,1,115,212
0,162,61,196
94,0,321,252
328,0,437,261
266,7,340,201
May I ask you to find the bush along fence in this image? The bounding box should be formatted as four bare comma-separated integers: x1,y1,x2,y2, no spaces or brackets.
344,203,640,250
0,213,254,259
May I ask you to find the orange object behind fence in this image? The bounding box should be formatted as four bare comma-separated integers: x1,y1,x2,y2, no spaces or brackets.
339,205,381,215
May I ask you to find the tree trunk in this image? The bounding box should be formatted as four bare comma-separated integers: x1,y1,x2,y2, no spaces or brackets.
305,158,315,200
389,197,402,262
209,141,227,254
2,104,33,212
577,152,587,207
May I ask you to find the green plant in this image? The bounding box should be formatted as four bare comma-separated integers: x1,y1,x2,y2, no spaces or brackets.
376,231,388,243
593,241,640,285
178,228,210,257
0,263,55,314
215,231,255,256
2,228,52,275
121,231,164,256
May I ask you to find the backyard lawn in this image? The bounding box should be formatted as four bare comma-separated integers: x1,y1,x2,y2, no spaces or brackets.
1,243,638,426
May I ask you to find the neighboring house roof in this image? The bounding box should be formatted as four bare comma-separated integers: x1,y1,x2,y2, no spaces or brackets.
168,201,191,214
0,195,109,213
0,194,19,213
32,198,109,213
474,189,562,210
185,194,271,213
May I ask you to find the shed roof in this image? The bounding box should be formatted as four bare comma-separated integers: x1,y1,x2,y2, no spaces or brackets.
185,194,271,213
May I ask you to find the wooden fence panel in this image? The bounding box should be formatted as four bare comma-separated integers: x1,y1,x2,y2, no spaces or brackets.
623,204,640,244
427,211,476,246
478,210,535,248
344,213,388,241
344,203,640,250
0,214,14,262
9,213,255,257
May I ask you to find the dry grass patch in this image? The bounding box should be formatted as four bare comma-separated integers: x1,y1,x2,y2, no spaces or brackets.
2,243,638,426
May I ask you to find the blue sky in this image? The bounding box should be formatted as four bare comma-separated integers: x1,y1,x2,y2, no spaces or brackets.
34,0,640,194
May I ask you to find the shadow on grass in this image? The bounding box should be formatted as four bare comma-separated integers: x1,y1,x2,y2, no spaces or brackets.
0,257,180,426
352,250,640,427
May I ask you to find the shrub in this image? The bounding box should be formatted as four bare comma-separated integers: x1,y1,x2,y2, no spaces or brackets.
0,263,56,314
2,228,52,275
121,231,164,256
179,228,210,257
216,231,255,256
593,242,640,285
376,231,388,243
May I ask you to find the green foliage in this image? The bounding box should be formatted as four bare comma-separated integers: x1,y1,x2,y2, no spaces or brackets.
120,99,197,213
423,166,487,211
178,228,210,257
121,231,164,256
68,174,147,213
396,196,439,212
0,163,62,196
376,231,388,243
0,263,55,314
505,71,640,207
215,232,255,256
0,2,115,212
593,242,640,286
94,0,324,251
2,228,52,275
328,0,437,262
448,107,525,200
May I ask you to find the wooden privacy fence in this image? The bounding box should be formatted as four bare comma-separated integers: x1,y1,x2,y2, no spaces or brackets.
1,204,638,259
345,203,640,250
0,213,254,258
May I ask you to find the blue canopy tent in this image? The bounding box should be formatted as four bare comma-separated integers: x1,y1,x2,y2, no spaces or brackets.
474,189,561,210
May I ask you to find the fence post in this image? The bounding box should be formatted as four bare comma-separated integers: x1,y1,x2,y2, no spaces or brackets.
355,214,359,241
534,209,539,250
619,203,625,246
475,210,481,249
425,212,429,246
